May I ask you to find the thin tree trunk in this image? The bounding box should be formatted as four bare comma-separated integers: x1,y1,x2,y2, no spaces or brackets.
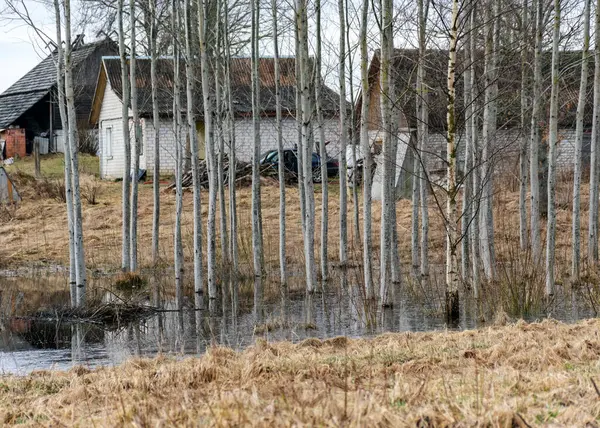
215,1,229,278
530,0,543,264
445,0,460,322
54,0,76,307
150,0,160,266
546,0,561,297
461,5,472,282
272,0,286,286
590,0,600,265
572,0,591,280
469,4,481,297
118,0,131,272
64,0,86,306
315,0,329,282
297,0,316,293
418,0,429,280
129,0,140,271
338,0,348,267
360,0,373,299
173,0,184,310
195,0,209,301
251,0,264,317
379,0,394,305
519,0,530,251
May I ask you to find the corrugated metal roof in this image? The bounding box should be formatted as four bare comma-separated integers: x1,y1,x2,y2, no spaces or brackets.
0,39,115,129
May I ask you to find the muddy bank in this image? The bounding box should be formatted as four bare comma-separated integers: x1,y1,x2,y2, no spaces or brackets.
1,318,599,426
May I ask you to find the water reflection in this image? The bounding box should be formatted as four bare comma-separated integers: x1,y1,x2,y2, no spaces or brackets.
0,271,596,374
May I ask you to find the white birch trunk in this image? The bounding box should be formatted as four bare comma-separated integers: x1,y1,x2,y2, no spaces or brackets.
316,0,329,282
195,0,209,301
150,0,160,265
173,0,185,310
379,0,394,305
530,0,543,264
272,0,287,286
572,0,591,280
546,0,561,297
445,0,460,322
589,0,600,265
360,0,373,299
129,0,140,271
64,0,86,306
338,0,348,266
297,0,316,293
519,0,530,251
251,0,264,317
54,0,76,307
461,12,472,282
118,0,131,272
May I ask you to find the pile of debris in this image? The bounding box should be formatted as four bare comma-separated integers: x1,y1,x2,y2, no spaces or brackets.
166,155,296,191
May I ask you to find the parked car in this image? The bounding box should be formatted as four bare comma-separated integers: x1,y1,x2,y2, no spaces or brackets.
260,149,339,183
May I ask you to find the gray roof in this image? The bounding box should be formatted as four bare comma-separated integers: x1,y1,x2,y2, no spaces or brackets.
0,39,113,129
99,57,342,118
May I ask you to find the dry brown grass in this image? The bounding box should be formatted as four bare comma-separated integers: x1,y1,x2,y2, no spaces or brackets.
1,318,600,426
0,156,593,291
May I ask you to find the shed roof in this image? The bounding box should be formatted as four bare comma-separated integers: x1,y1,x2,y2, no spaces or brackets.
0,38,115,129
91,56,341,123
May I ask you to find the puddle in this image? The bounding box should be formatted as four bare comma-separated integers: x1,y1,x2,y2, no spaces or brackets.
0,270,595,374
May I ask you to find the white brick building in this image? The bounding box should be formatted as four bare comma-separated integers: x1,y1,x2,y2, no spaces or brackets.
90,57,342,180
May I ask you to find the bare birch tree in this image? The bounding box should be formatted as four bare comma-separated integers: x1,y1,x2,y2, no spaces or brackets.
545,0,561,297
338,0,348,267
150,0,160,265
589,0,600,265
519,0,530,251
53,0,76,307
571,0,591,280
445,0,460,321
379,0,394,306
360,0,373,299
118,0,131,272
530,0,543,263
315,0,329,282
64,0,86,306
129,0,140,271
272,0,286,286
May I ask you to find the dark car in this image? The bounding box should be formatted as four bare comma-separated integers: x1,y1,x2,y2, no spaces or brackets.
260,149,339,183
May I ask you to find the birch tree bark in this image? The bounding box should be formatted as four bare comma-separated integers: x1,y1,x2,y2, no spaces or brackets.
54,0,76,307
589,0,600,265
251,0,264,316
445,0,460,322
571,0,591,280
297,0,316,293
360,0,373,299
272,0,287,286
418,0,430,280
530,0,543,264
196,0,210,301
129,0,140,271
546,0,561,297
461,2,472,282
118,0,131,272
150,0,160,265
379,0,394,306
519,0,530,251
64,0,86,306
173,0,185,310
315,0,329,282
338,0,348,266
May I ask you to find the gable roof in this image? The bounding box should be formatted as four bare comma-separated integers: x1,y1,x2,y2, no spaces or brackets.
365,48,594,132
90,56,341,124
0,38,116,129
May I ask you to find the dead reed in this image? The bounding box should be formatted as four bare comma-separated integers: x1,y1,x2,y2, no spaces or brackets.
1,318,599,426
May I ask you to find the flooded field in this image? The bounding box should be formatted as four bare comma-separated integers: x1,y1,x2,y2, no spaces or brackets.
0,268,596,374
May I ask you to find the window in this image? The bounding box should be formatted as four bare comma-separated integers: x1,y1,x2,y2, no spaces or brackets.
105,126,113,159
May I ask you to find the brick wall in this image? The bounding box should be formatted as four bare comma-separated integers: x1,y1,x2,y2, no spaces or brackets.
3,129,26,159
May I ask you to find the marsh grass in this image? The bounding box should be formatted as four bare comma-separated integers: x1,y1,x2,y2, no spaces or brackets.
1,319,599,425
